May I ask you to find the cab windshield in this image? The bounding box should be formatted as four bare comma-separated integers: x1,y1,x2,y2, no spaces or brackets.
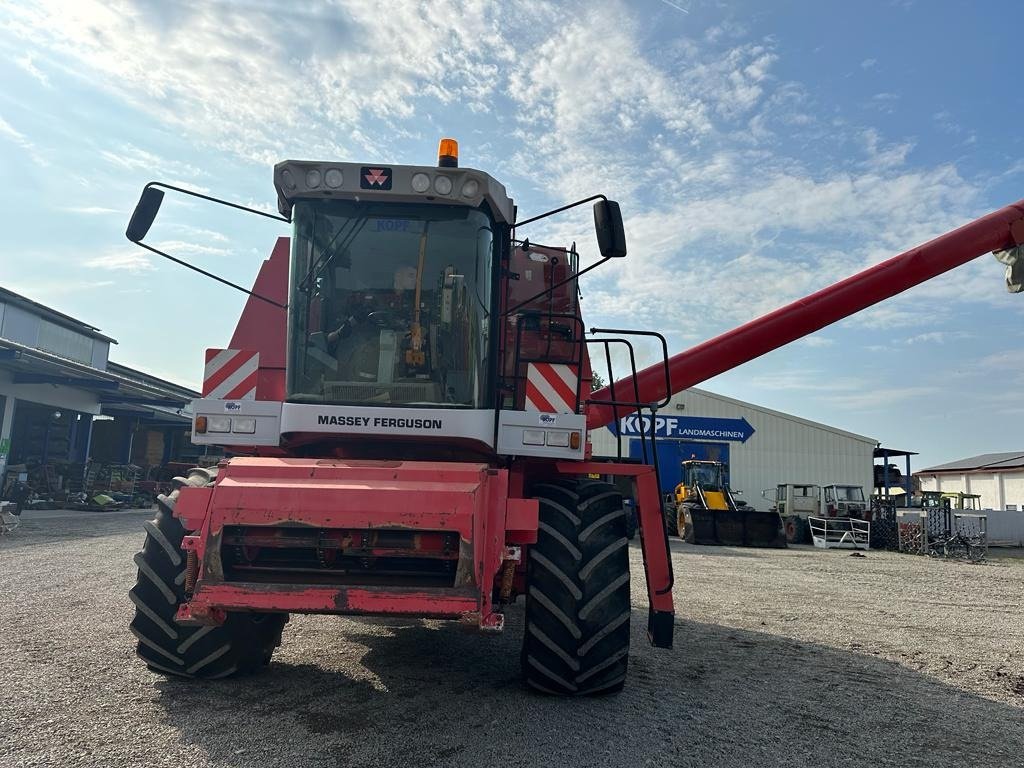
288,201,494,407
687,464,723,491
827,486,865,502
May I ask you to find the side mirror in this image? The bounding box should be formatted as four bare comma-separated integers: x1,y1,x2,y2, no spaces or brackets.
126,187,165,243
593,199,627,258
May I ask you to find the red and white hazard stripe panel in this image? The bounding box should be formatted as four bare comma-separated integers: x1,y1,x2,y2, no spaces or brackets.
525,363,579,414
202,349,259,400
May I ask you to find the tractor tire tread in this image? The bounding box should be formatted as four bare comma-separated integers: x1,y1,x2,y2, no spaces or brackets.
128,469,285,680
523,479,630,696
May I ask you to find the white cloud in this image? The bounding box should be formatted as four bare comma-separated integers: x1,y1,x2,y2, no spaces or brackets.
14,54,51,87
823,386,939,411
5,0,521,164
99,144,204,178
798,335,835,348
861,58,878,70
63,206,119,215
979,350,1024,370
903,331,973,345
2,0,1008,397
861,127,913,169
0,114,32,148
151,240,231,259
83,250,154,272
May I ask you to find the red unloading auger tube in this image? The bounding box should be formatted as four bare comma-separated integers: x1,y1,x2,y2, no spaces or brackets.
587,199,1024,430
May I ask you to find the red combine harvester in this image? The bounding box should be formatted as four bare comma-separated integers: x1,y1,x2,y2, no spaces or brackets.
125,139,1024,695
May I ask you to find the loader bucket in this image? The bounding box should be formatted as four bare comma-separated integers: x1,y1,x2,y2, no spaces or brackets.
742,509,788,548
687,507,788,548
714,509,746,546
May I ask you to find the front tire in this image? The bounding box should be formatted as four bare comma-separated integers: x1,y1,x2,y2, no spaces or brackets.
523,479,631,695
129,467,287,679
678,504,696,543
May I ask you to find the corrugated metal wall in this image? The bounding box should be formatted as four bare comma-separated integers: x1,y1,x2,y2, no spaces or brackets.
590,387,875,505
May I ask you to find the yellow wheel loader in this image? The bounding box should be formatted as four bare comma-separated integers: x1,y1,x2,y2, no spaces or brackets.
664,460,786,547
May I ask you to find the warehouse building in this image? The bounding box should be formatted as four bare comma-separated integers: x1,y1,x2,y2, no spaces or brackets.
917,452,1024,511
915,453,1024,546
0,287,201,497
590,386,876,503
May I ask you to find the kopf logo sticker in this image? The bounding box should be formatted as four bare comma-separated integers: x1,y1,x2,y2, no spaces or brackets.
361,167,392,190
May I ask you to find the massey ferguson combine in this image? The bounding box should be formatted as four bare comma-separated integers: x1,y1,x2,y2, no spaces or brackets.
125,138,1024,695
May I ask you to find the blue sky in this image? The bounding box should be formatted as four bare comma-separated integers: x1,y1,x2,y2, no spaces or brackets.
0,0,1021,471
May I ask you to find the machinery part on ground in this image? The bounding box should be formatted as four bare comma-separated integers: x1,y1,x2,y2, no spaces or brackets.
129,467,286,679
0,501,20,535
807,517,870,550
523,479,630,696
784,515,807,545
873,463,903,488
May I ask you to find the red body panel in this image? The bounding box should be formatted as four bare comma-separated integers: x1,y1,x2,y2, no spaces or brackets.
178,458,521,628
229,237,289,402
588,199,1024,428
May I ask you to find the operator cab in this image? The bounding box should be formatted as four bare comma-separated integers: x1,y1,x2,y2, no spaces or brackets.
683,461,724,492
274,148,514,412
287,201,494,408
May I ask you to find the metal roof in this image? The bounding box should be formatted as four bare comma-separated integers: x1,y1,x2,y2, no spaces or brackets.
874,447,918,458
0,286,117,344
919,452,1024,473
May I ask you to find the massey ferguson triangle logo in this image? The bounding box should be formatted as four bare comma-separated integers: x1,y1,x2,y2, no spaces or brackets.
360,166,392,190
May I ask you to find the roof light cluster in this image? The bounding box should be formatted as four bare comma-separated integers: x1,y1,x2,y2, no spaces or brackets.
408,172,478,199
279,166,346,192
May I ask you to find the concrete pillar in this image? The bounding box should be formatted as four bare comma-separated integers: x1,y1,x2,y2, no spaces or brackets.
996,473,1005,511
0,395,15,481
122,418,136,464
162,429,174,464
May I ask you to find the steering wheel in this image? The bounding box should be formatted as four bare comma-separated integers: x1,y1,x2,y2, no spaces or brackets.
365,310,403,328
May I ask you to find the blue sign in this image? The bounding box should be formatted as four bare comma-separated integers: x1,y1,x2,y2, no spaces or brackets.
609,414,756,443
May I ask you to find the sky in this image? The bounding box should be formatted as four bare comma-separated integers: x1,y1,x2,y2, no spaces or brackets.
0,0,1022,471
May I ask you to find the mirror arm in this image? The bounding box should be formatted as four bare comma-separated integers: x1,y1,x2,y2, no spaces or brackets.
503,257,609,316
134,241,287,310
515,194,607,229
145,181,291,224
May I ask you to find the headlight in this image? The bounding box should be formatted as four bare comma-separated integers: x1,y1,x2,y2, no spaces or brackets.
461,178,479,198
207,416,232,433
305,169,322,189
232,417,257,434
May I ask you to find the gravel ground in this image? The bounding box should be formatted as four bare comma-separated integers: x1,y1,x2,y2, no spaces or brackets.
1,509,1022,768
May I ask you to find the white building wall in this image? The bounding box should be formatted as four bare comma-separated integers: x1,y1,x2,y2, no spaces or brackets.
590,386,875,503
916,471,1024,545
920,470,1024,511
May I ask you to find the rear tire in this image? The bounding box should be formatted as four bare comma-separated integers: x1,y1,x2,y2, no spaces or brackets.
664,502,679,537
523,479,631,696
129,467,287,679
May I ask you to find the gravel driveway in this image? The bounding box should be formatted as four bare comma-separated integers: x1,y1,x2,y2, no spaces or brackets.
1,509,1021,768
